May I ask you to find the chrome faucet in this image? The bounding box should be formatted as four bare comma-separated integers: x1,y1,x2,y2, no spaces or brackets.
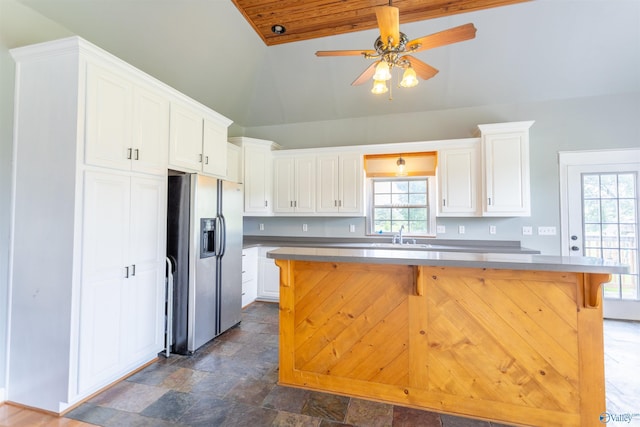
397,225,405,245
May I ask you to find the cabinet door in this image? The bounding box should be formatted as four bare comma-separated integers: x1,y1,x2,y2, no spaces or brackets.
257,247,280,301
169,102,203,172
126,176,166,361
483,132,530,216
132,87,169,175
242,247,258,307
79,171,130,392
295,156,316,213
273,157,295,213
202,119,227,178
227,143,241,183
316,155,340,213
85,63,133,170
438,146,480,216
338,153,362,214
244,146,272,213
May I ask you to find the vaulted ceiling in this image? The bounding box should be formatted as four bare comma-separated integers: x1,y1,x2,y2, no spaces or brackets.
6,0,640,131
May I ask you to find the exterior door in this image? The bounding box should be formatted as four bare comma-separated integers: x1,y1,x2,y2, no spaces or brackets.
560,149,640,320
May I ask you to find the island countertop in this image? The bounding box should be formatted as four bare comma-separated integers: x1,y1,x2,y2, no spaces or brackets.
267,246,629,274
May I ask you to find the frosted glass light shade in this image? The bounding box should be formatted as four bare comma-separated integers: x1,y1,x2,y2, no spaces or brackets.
373,61,392,81
400,67,418,88
371,79,388,94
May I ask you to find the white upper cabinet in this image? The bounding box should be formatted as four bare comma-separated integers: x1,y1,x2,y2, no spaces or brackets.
226,142,242,183
168,101,231,178
478,121,534,216
438,143,481,217
316,153,363,215
231,137,278,215
202,118,228,177
85,63,169,175
168,101,203,171
273,155,316,213
132,86,170,175
85,63,133,170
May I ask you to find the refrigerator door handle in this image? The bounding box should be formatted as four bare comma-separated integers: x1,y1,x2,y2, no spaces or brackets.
219,214,227,257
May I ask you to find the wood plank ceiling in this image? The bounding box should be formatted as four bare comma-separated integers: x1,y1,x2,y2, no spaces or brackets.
231,0,531,46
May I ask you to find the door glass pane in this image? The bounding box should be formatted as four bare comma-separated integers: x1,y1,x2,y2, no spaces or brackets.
582,172,639,301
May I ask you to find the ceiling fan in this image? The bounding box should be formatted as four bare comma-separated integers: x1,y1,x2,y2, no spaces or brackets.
315,1,477,95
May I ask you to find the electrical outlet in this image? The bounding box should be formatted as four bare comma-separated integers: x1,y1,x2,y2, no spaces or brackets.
522,226,533,235
437,225,446,234
458,225,465,234
259,223,264,231
349,224,355,233
489,225,496,235
302,224,308,232
538,226,557,236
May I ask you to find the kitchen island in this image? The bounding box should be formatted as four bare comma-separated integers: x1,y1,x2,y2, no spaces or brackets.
267,247,628,427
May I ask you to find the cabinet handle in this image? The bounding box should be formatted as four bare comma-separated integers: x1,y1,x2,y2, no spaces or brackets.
126,148,132,160
290,201,293,207
205,156,209,165
334,200,337,207
131,264,136,276
294,200,297,207
264,200,268,207
488,197,492,206
125,266,129,278
443,198,446,207
134,149,139,160
199,154,203,163
339,200,342,207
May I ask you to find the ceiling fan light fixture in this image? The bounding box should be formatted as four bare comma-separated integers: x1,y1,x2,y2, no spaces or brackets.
373,61,392,81
371,79,388,94
400,66,419,88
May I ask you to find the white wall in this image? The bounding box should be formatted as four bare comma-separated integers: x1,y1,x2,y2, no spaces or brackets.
242,92,640,255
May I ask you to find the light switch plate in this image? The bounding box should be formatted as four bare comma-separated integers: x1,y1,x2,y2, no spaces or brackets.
538,226,557,236
458,225,465,234
489,225,496,234
437,225,446,234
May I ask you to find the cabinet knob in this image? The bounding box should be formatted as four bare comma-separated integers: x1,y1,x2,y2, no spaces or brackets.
571,235,578,241
571,246,580,252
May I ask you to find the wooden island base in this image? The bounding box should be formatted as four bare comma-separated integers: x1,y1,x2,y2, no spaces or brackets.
274,260,610,427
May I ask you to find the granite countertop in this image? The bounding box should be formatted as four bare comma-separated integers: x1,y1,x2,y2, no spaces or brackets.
243,236,541,254
266,246,629,274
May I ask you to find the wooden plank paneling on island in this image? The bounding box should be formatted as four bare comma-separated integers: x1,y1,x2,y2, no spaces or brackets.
273,251,624,427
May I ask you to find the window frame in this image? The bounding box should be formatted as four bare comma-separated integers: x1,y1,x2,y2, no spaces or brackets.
366,176,437,237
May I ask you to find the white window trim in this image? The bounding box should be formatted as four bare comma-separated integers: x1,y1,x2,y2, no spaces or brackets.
366,176,437,237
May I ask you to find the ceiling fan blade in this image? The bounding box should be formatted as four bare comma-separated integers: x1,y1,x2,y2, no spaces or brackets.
351,61,379,86
374,5,400,48
406,23,477,53
404,56,439,80
316,49,375,57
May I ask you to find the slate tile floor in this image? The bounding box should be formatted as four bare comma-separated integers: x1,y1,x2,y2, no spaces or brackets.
63,302,639,427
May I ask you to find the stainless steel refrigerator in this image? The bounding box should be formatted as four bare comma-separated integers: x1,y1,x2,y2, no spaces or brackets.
166,173,243,354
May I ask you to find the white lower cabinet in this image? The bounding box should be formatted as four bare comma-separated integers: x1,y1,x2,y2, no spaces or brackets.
242,247,258,307
257,246,280,301
79,171,166,393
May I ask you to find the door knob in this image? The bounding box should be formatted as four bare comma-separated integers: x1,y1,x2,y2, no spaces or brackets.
571,246,580,251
